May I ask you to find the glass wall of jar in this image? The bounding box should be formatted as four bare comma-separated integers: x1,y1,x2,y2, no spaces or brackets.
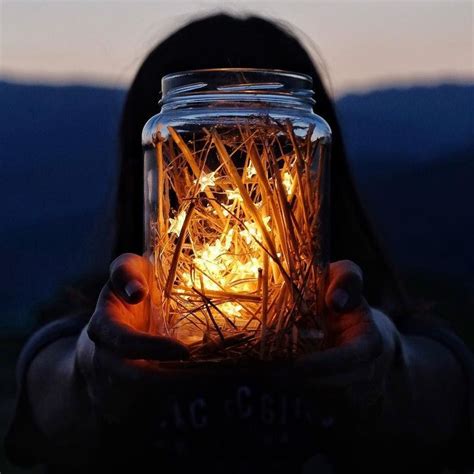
142,69,331,360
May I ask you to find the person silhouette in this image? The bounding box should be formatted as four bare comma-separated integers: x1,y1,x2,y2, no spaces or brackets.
5,14,473,474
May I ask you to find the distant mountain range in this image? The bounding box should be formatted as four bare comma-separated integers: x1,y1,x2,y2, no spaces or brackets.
335,83,474,277
1,80,473,332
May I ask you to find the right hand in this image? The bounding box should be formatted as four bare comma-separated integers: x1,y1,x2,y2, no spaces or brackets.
75,253,189,424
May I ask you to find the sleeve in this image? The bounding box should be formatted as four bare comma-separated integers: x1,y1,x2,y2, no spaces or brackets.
4,312,90,467
399,316,474,467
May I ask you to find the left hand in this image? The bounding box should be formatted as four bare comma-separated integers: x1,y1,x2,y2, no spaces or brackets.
297,260,399,420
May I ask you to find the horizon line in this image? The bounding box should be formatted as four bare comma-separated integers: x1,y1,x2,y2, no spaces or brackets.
1,73,473,99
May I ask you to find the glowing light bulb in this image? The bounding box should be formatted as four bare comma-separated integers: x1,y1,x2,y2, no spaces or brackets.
282,171,293,195
168,210,187,236
193,171,217,191
225,189,243,202
246,162,257,179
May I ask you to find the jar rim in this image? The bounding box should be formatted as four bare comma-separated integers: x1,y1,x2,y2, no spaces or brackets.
162,67,313,84
160,68,315,109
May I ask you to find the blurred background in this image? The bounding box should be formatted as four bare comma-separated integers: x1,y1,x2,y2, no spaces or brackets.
1,0,473,471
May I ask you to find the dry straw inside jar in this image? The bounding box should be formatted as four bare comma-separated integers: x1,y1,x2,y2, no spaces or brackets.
145,69,331,361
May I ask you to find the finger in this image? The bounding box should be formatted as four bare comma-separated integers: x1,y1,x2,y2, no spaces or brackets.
326,297,371,346
89,282,189,361
326,260,363,313
93,345,158,383
110,253,150,304
296,307,383,376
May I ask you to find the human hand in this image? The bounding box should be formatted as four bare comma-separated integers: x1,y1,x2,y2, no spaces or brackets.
297,260,399,421
75,253,189,424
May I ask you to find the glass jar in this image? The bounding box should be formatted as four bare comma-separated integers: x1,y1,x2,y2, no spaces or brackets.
142,69,331,361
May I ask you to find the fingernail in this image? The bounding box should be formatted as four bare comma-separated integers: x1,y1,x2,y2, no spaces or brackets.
331,288,349,312
124,280,146,300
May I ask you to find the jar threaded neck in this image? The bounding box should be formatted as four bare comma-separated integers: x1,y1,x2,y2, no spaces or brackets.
160,68,315,111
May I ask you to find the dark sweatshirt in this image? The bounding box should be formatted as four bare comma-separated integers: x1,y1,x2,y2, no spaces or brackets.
5,311,474,474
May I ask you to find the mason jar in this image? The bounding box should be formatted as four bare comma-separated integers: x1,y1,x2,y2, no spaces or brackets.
142,69,331,361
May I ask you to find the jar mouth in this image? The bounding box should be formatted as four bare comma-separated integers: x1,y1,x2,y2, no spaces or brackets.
160,68,315,109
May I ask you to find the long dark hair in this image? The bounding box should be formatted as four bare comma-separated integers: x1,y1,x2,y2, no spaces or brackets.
115,13,409,317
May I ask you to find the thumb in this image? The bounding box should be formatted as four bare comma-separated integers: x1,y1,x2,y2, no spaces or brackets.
326,260,363,313
88,282,189,361
109,253,151,304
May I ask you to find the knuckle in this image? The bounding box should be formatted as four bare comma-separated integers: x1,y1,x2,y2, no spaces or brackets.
109,253,137,274
339,259,362,276
87,312,101,342
334,260,363,286
349,262,363,281
87,306,113,343
109,255,125,273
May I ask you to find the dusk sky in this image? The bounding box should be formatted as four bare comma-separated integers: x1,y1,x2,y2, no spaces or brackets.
1,0,473,96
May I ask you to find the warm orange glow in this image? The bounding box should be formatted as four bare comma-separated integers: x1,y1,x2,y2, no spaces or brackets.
151,124,328,359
